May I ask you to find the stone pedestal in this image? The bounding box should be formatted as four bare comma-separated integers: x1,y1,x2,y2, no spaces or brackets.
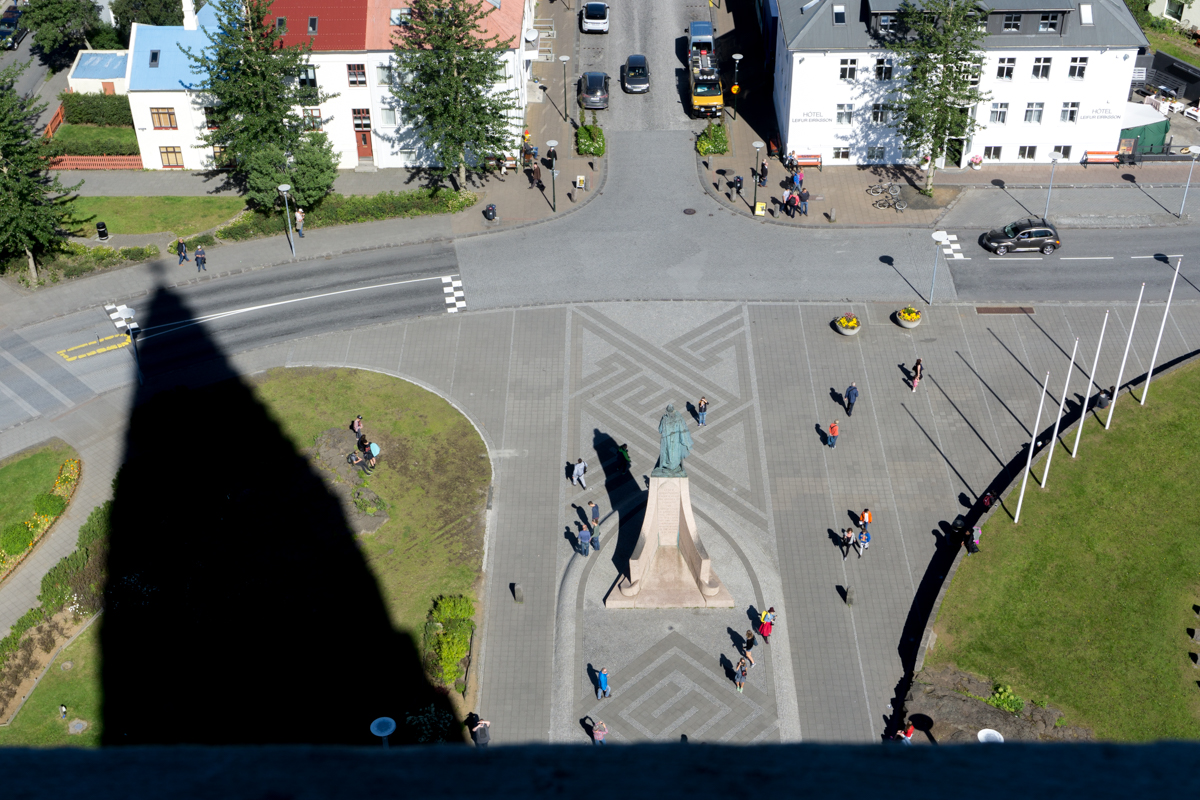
605,477,733,609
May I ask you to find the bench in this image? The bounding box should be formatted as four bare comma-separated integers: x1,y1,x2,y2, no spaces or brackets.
793,153,822,172
1083,151,1120,167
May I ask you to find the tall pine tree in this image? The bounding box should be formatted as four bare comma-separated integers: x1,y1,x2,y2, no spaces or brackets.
180,0,337,189
886,0,991,191
392,0,519,186
0,61,80,284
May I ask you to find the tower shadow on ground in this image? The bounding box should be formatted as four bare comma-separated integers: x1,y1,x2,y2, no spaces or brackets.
100,279,454,746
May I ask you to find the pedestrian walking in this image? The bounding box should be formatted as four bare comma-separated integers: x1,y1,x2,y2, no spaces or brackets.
295,207,305,237
572,457,588,488
195,245,207,272
578,525,592,556
596,667,612,699
911,359,923,392
532,162,543,190
828,419,839,449
588,500,601,532
787,191,799,218
856,528,871,558
859,508,872,533
794,169,804,190
471,718,491,749
742,629,757,666
617,443,631,469
781,188,791,216
758,159,769,187
758,607,776,643
592,720,608,745
176,237,189,264
697,396,709,426
798,188,810,216
734,658,748,692
841,528,854,560
845,382,858,416
734,175,744,196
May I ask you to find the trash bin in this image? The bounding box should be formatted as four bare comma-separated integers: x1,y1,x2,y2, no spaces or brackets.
96,222,109,241
483,204,497,221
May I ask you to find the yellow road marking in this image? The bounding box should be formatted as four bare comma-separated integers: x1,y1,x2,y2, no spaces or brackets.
57,333,131,362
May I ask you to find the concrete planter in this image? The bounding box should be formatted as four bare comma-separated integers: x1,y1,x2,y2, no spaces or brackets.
897,313,921,329
835,321,861,336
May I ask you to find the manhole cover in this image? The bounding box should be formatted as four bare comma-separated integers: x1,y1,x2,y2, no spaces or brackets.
683,208,696,215
60,661,73,671
68,719,88,734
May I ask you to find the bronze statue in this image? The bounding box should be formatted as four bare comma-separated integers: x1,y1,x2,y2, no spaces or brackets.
651,404,693,478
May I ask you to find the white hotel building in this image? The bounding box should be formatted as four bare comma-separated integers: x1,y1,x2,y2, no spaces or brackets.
771,0,1150,166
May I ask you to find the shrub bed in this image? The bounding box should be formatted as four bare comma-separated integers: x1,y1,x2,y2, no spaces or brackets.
421,595,475,690
576,123,606,157
217,189,477,241
59,92,134,127
0,457,80,565
696,122,730,156
44,124,140,157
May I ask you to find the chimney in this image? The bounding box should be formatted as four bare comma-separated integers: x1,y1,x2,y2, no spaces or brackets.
182,0,197,30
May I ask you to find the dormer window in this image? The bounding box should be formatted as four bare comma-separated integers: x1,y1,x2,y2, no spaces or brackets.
878,14,895,31
833,4,846,25
276,16,286,31
308,16,318,34
149,50,160,67
1003,14,1020,31
390,8,411,25
1079,4,1093,24
1039,13,1059,31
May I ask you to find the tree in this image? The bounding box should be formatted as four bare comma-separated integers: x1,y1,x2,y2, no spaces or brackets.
0,62,80,284
180,0,336,182
886,0,991,191
111,0,183,43
392,0,519,187
22,0,101,53
243,133,339,210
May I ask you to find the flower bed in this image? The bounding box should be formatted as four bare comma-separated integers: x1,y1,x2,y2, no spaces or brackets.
0,459,81,584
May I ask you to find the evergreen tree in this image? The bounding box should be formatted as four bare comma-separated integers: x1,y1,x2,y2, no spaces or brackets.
243,133,339,210
391,0,519,186
22,0,101,54
0,62,80,284
111,0,184,44
886,0,991,191
180,0,336,183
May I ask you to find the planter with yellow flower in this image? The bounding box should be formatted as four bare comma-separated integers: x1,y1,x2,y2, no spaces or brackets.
896,306,922,329
835,312,862,336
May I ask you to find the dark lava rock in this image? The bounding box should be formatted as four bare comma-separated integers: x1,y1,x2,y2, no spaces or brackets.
306,428,389,536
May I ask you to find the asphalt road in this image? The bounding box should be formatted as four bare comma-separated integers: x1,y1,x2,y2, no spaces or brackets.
0,31,47,100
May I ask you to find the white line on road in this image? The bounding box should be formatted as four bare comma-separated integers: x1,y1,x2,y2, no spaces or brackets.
136,275,445,341
1131,254,1185,259
1059,257,1114,260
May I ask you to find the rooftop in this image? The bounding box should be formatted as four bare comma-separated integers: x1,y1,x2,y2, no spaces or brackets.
71,51,128,80
127,3,218,92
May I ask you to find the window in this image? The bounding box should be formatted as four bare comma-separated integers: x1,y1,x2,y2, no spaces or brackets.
836,103,853,124
348,64,366,86
871,103,889,123
377,65,393,84
1069,56,1087,79
990,102,1008,124
839,59,857,80
212,146,232,166
1003,13,1020,31
308,16,318,34
968,64,981,86
1032,57,1051,79
997,57,1015,80
1052,146,1072,160
150,107,177,129
1061,101,1079,122
381,108,397,126
303,108,322,131
276,16,286,30
159,146,183,168
1039,13,1059,31
878,14,895,31
352,108,371,131
866,146,885,162
875,58,892,80
833,4,846,24
1080,3,1094,24
1018,145,1037,160
832,147,850,160
390,8,411,25
203,106,217,130
149,50,160,67
299,66,317,88
984,146,1002,160
1024,102,1044,123
1166,0,1184,20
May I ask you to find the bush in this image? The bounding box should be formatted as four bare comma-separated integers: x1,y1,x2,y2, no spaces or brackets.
1,521,30,557
33,493,66,517
695,122,730,156
182,234,216,251
576,124,606,157
118,244,161,262
423,595,475,685
431,595,475,624
58,92,134,127
42,125,140,156
986,684,1025,715
0,608,46,667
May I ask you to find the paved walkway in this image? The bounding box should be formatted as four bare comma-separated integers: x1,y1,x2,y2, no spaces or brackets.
2,294,1197,743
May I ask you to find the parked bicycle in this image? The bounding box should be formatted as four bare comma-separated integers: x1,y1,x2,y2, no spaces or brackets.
867,182,902,197
873,195,908,211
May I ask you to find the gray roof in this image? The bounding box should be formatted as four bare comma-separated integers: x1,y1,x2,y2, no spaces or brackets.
781,0,1148,51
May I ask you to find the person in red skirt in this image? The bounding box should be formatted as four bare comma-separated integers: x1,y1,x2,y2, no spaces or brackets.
759,607,777,643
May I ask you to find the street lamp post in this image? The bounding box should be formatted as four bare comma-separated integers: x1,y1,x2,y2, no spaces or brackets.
752,140,765,210
930,230,948,305
278,183,296,258
1044,151,1061,219
559,55,571,122
1179,146,1199,218
731,53,743,120
547,139,559,212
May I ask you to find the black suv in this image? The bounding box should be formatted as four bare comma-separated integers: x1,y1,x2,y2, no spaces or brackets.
983,218,1062,255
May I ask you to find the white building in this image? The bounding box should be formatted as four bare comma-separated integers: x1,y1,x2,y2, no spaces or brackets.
125,0,534,171
1147,0,1191,25
771,0,1150,166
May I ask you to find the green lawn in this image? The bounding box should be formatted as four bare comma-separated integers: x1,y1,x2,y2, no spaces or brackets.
250,367,490,639
65,196,246,237
1147,31,1200,70
0,441,77,534
50,124,139,156
0,620,100,747
928,361,1200,741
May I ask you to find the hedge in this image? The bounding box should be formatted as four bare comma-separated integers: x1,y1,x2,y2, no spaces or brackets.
576,124,606,157
58,92,134,128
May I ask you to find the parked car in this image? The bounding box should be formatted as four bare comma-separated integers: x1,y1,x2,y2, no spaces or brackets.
581,2,609,33
622,54,650,93
983,218,1062,255
0,23,26,50
578,71,610,109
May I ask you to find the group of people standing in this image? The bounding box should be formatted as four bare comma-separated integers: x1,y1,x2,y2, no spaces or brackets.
347,414,380,473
